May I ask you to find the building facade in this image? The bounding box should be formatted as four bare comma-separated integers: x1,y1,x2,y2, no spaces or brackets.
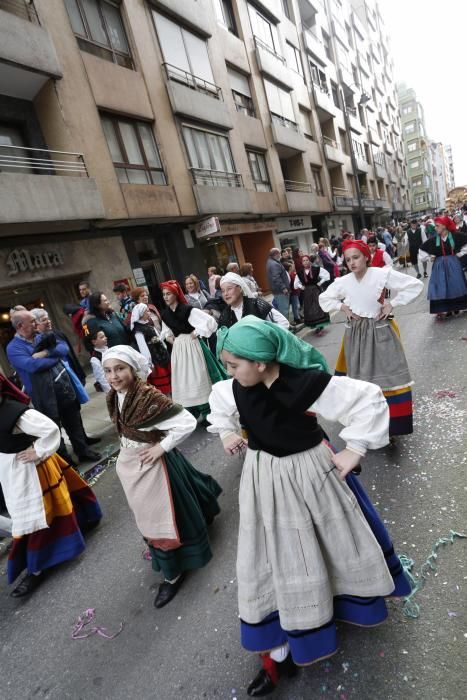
429,141,449,211
444,144,455,192
397,82,435,216
0,0,408,373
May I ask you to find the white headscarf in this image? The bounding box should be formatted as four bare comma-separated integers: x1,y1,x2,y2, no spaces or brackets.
102,345,151,381
130,303,148,331
220,272,254,299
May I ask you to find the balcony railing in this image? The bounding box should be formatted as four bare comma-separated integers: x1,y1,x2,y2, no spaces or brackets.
0,0,39,23
333,188,355,207
346,105,357,118
0,145,88,175
285,180,313,193
163,63,222,100
271,113,299,132
323,135,340,150
313,81,331,97
362,197,376,208
190,168,243,188
254,36,286,64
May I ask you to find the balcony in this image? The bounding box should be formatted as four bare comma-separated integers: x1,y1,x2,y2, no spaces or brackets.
369,128,380,146
285,180,330,213
323,136,345,166
313,83,336,119
270,114,306,157
189,168,250,215
0,0,62,99
333,188,357,211
303,29,327,64
388,170,397,184
362,197,376,210
346,106,363,133
152,0,211,35
332,17,347,46
254,36,292,90
163,64,233,130
374,160,386,179
0,145,104,224
354,154,370,174
384,141,394,156
400,176,408,188
378,109,390,127
375,198,390,210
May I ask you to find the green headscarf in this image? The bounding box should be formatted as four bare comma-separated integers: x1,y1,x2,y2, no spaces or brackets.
217,315,329,372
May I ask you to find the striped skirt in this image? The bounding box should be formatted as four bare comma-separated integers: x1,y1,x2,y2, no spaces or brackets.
7,454,102,584
148,363,172,395
335,319,413,435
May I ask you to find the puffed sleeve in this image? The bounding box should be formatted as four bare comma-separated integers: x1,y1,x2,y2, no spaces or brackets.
188,308,218,337
318,279,345,313
158,408,197,453
384,268,423,308
134,332,153,365
160,320,174,342
310,376,389,455
15,409,61,461
206,379,241,440
268,307,290,329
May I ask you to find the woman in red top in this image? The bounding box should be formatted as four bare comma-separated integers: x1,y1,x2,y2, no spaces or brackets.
368,237,393,268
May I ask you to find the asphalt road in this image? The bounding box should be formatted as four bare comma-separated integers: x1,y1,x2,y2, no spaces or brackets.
1,270,466,700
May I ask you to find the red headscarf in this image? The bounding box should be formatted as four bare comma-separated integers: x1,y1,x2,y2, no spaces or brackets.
434,216,457,233
160,280,187,304
0,373,30,405
341,239,371,261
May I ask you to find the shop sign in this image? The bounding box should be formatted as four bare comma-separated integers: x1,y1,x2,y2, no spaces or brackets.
195,217,220,239
132,267,147,285
6,248,64,276
276,215,312,233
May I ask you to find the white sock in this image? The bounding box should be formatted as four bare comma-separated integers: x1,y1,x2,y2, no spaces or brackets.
270,642,289,663
165,574,181,585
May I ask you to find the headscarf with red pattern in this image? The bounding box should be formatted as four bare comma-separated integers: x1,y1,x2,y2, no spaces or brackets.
160,280,188,304
0,373,30,405
341,239,371,261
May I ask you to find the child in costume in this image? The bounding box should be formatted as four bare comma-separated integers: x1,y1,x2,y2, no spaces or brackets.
103,346,221,609
207,317,411,697
319,239,423,436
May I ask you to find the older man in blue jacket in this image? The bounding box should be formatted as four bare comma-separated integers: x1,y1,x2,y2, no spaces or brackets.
7,310,100,465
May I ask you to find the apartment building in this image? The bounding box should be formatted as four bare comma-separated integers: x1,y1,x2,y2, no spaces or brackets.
429,141,449,211
444,144,455,191
0,0,408,372
397,82,435,216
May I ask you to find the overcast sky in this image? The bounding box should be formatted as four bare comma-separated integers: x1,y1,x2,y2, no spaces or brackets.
378,0,467,186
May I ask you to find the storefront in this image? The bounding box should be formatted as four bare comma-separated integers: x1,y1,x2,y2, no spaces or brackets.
195,217,276,291
275,215,318,253
0,235,133,375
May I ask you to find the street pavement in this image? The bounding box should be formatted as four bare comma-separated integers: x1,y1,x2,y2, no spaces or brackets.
1,269,466,700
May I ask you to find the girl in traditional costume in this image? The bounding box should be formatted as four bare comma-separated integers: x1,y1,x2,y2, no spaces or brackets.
218,272,289,329
293,254,330,334
0,374,102,597
207,317,411,697
103,346,221,609
419,215,467,318
159,280,227,419
130,303,171,395
319,239,423,436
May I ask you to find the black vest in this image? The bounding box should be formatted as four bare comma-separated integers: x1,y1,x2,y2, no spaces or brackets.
232,365,332,457
218,297,273,328
160,304,194,336
297,266,321,287
0,399,35,454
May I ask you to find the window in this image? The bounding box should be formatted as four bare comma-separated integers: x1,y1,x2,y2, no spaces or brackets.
404,122,415,134
214,0,237,35
247,150,271,191
182,125,238,185
322,31,333,61
407,140,417,153
248,4,281,56
412,176,422,188
331,82,340,108
298,108,314,140
264,79,296,128
101,115,166,184
310,62,328,93
280,0,292,20
285,42,304,77
0,122,34,174
153,12,215,90
227,66,255,117
65,0,132,68
402,105,413,115
414,194,426,205
311,168,324,196
410,159,420,170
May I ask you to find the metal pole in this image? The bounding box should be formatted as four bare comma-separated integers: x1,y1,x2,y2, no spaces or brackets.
341,88,366,232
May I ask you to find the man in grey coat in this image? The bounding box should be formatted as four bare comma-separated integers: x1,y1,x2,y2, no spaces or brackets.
266,248,290,319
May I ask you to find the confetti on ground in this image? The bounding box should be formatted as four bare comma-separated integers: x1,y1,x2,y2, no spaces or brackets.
448,611,458,618
379,651,385,657
83,454,118,487
434,390,457,399
71,608,123,640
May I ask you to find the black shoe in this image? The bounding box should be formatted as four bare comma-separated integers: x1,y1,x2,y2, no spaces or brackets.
10,572,46,598
416,274,422,279
423,272,428,278
85,436,101,445
247,670,276,697
154,575,184,608
77,450,101,463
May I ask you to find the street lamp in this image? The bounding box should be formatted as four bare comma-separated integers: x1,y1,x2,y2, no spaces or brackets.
340,87,371,232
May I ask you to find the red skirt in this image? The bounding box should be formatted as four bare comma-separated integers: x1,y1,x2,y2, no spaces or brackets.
148,363,172,395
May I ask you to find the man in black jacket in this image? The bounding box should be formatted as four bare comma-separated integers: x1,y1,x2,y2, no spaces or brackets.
407,219,427,278
266,248,290,319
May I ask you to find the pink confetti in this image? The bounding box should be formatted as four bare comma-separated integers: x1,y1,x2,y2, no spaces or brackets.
379,651,385,657
435,390,457,399
71,608,123,640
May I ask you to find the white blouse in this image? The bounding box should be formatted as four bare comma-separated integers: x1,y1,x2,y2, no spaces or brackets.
294,267,330,290
15,409,61,460
318,267,423,318
207,375,389,456
230,303,289,329
161,307,218,340
117,392,196,453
